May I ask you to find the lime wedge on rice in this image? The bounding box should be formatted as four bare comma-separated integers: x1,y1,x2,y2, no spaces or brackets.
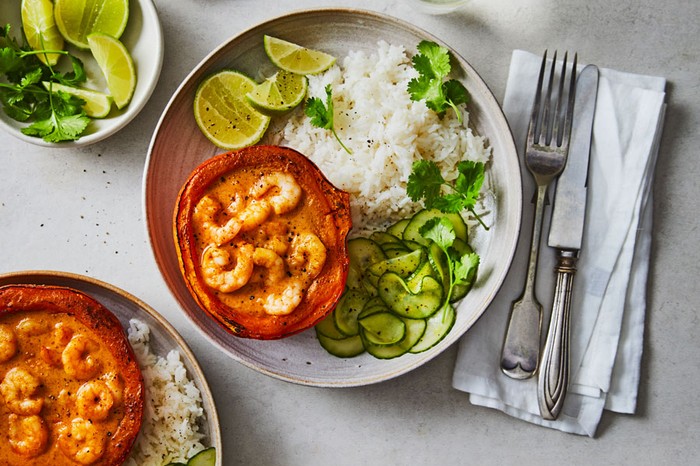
193,70,271,150
87,33,136,109
21,0,64,66
246,69,307,116
42,81,113,118
263,35,336,75
55,0,129,49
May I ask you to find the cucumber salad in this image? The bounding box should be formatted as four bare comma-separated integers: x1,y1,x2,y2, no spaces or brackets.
316,206,482,359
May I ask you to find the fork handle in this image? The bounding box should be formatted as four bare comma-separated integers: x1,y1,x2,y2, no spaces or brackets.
501,184,548,379
538,249,577,420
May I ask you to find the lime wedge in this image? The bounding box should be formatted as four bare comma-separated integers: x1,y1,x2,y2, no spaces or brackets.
245,69,307,116
263,35,336,75
21,0,64,66
42,81,113,118
55,0,129,49
193,70,271,150
87,33,136,109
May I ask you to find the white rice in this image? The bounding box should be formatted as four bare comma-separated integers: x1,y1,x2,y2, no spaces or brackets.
124,319,207,466
280,41,492,234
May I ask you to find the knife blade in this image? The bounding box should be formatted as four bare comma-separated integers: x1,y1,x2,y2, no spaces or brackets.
538,64,599,420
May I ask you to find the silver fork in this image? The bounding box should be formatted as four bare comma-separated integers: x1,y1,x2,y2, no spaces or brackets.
501,51,577,379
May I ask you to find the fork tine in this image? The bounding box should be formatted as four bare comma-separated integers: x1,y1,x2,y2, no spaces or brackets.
541,50,557,145
553,51,568,146
527,50,548,147
560,52,578,149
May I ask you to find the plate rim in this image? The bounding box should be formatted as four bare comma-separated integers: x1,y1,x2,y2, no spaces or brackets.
143,7,522,387
0,269,223,465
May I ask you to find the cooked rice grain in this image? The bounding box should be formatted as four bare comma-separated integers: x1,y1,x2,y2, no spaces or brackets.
125,319,207,466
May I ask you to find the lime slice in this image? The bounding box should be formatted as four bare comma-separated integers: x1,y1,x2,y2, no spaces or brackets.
54,0,129,49
263,35,336,75
194,70,271,150
42,81,113,118
245,69,307,116
21,0,64,66
87,33,136,109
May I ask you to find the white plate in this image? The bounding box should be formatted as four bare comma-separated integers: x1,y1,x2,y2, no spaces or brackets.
0,0,163,147
0,270,222,465
144,8,522,387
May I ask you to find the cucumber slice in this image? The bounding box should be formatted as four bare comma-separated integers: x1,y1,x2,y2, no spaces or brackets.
334,289,370,336
347,238,386,290
386,218,410,238
370,231,402,245
188,447,216,466
358,296,389,319
367,248,424,287
402,208,468,246
315,311,346,339
362,316,426,359
317,331,365,358
348,237,386,268
378,271,443,319
359,312,406,345
409,303,456,353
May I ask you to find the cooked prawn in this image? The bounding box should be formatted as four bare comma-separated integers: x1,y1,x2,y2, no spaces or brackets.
249,172,302,215
201,243,255,293
8,413,49,457
262,280,304,316
238,198,274,232
57,417,106,465
194,195,244,246
62,334,101,380
255,221,290,256
287,232,327,279
0,367,44,415
253,247,287,284
0,324,18,363
14,317,49,337
100,372,124,404
75,379,115,421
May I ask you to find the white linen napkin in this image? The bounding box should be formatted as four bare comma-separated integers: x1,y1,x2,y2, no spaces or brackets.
452,50,666,436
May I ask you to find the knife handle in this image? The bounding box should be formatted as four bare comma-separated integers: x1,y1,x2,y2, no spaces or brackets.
538,249,577,420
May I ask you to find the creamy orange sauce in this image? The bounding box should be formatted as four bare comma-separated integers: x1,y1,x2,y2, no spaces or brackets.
0,312,127,465
192,167,327,317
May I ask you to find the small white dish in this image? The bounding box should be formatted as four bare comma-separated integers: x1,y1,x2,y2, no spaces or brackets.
0,0,163,147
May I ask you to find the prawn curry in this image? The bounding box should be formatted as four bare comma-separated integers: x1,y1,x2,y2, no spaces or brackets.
0,284,144,465
174,145,352,339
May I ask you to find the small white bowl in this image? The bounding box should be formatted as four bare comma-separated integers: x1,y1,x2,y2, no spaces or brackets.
0,0,163,147
405,0,470,15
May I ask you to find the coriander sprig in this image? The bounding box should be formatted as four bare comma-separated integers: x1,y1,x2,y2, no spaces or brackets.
0,24,90,142
407,159,489,230
407,40,469,123
304,84,352,154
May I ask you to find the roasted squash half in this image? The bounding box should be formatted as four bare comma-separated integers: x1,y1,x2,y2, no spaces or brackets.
174,145,352,339
0,284,144,466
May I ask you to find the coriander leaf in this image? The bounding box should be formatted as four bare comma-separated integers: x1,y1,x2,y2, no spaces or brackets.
407,159,489,230
420,216,456,251
416,40,450,79
455,160,485,208
407,159,444,204
55,55,86,86
304,84,351,154
407,40,470,123
23,111,89,142
453,252,479,287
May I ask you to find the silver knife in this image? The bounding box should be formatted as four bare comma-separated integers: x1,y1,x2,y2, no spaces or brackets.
538,64,599,420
